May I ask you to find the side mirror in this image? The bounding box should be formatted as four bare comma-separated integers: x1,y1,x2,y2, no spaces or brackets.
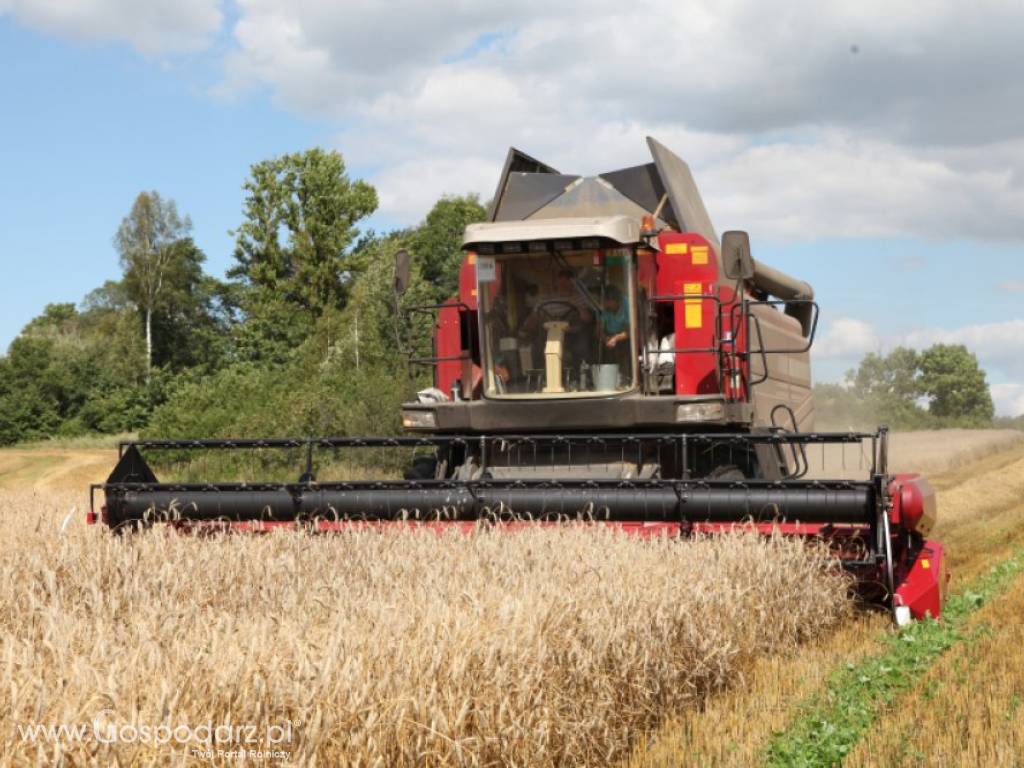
721,230,755,281
393,249,411,296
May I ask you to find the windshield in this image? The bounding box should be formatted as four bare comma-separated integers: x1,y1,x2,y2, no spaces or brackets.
478,247,636,397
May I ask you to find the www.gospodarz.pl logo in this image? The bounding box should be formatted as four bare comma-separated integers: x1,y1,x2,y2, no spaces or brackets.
17,711,295,758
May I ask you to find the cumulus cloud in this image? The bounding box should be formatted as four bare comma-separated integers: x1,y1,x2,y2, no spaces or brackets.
704,134,1024,241
211,0,1024,236
4,0,1022,236
991,384,1024,418
815,318,881,360
0,0,223,55
902,320,1024,371
9,1,1023,235
222,1,1024,142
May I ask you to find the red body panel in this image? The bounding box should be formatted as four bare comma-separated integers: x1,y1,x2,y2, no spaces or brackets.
888,473,937,536
894,540,948,620
434,303,462,393
431,254,483,397
164,519,688,538
435,303,463,395
655,232,719,395
459,255,478,311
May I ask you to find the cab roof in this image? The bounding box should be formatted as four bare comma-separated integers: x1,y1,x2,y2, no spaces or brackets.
462,215,640,249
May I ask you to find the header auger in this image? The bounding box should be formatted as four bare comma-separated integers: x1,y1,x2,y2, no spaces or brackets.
91,137,947,623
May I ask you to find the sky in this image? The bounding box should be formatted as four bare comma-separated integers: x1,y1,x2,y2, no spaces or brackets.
1,0,1022,415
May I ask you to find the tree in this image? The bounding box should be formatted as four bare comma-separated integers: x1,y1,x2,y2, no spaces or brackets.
321,232,433,375
0,295,153,444
405,195,487,302
840,346,929,427
230,148,378,321
115,191,192,382
919,344,994,425
0,336,62,443
848,347,921,402
146,239,232,372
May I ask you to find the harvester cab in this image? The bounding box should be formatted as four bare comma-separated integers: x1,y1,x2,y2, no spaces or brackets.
399,140,815,446
93,137,948,625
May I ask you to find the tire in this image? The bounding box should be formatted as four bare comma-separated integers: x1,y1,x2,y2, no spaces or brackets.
403,456,439,480
707,464,746,482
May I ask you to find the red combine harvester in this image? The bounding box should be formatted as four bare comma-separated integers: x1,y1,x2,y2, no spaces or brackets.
92,137,946,624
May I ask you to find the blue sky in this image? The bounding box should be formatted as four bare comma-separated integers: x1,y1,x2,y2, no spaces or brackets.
1,2,1022,414
0,19,325,324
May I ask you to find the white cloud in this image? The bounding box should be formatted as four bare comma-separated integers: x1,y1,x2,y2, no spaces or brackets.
8,1,1024,236
902,320,1024,371
991,384,1024,418
704,133,1024,241
815,317,881,360
370,155,496,223
211,1,1024,237
0,0,223,55
221,1,1024,142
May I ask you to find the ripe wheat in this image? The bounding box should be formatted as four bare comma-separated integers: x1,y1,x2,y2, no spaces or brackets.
2,490,849,766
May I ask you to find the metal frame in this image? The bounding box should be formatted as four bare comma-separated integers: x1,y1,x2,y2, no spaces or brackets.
96,430,883,517
733,298,820,388
642,292,727,396
403,301,474,367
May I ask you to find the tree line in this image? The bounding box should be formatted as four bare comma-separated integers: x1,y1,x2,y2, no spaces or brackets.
0,146,1008,445
814,344,999,430
0,148,484,445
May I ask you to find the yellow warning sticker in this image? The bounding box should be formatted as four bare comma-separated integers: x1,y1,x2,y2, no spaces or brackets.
684,282,702,328
691,245,709,265
665,242,688,255
921,559,930,570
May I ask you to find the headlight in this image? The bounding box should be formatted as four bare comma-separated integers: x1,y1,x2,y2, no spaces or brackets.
402,410,437,429
676,401,725,422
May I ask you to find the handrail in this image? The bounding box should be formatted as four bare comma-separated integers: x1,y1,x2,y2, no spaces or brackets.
402,300,474,368
643,293,725,395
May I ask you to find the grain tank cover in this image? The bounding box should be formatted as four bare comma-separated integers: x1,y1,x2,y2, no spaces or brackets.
487,137,718,248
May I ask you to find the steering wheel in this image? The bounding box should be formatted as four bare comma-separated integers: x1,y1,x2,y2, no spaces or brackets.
534,299,578,323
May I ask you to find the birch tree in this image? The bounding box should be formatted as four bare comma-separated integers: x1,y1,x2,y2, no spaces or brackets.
114,191,191,382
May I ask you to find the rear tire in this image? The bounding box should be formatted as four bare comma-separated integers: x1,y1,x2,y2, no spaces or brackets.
707,465,745,482
404,456,439,480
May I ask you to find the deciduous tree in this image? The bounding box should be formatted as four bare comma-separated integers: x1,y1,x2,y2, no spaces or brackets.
405,195,487,302
919,344,994,425
230,149,378,319
115,191,192,381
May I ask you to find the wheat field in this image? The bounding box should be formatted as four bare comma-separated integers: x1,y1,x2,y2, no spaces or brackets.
0,489,849,766
3,429,1021,766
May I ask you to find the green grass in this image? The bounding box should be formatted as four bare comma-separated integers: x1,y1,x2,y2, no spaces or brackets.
763,549,1024,767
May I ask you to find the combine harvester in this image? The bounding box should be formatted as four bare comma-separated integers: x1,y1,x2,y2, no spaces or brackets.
91,138,946,623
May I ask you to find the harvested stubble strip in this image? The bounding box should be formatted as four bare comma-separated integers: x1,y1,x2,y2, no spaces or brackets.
846,570,1024,767
1,490,848,767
